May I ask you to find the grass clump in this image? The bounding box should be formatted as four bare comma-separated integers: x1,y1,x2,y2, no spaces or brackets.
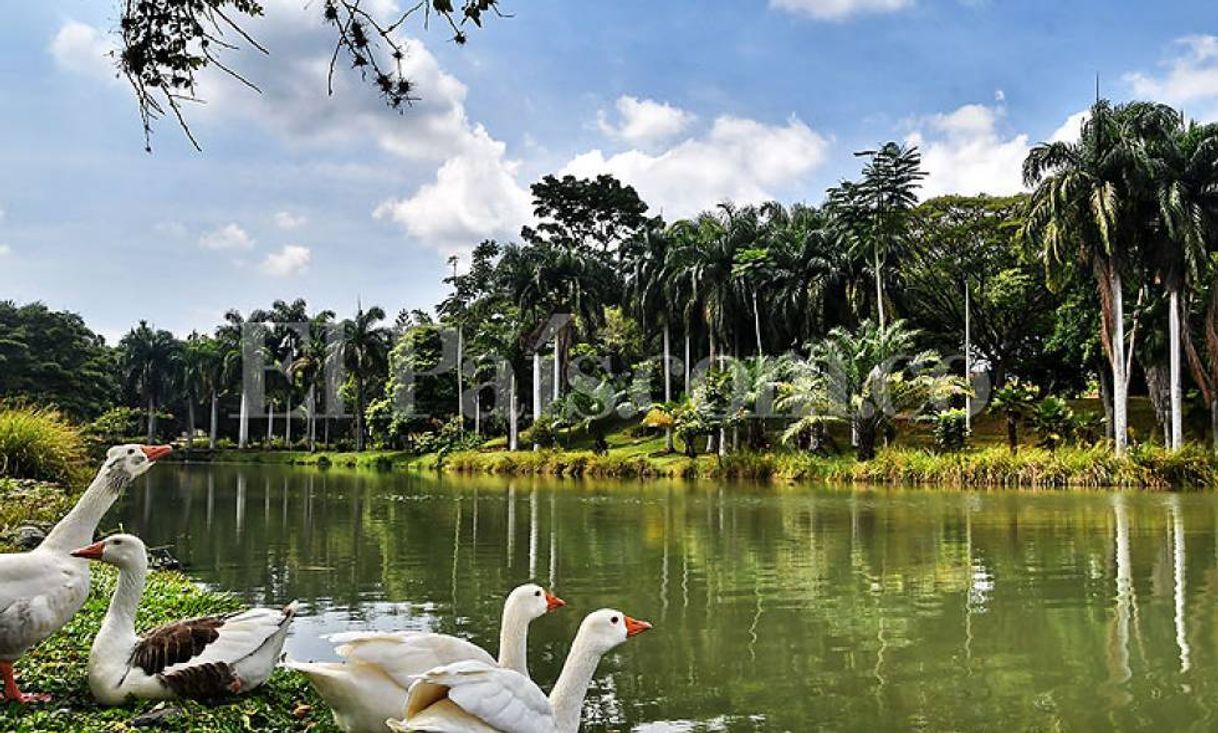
0,404,88,485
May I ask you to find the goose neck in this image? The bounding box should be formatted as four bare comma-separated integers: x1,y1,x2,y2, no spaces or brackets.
548,637,604,733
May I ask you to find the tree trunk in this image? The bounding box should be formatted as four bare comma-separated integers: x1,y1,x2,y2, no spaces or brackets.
1111,267,1129,455
532,351,542,452
1006,413,1018,454
238,390,249,449
509,372,519,451
456,324,464,434
552,338,561,402
1211,399,1217,455
1098,365,1115,440
1169,288,1184,450
307,385,317,452
354,378,366,452
874,248,886,330
684,328,691,397
474,389,481,437
663,322,674,453
285,395,292,447
186,399,196,451
856,422,877,461
752,290,763,356
267,403,274,443
1145,362,1171,444
964,279,971,431
146,395,156,443
209,391,218,450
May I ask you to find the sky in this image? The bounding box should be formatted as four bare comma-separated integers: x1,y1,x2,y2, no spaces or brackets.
1,0,1217,342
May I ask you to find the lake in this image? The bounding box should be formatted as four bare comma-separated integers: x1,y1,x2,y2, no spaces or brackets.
116,463,1218,732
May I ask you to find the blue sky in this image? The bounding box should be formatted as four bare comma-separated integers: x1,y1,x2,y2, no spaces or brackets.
1,0,1216,341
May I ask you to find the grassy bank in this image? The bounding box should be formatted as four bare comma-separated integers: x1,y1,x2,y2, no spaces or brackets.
0,482,336,733
441,444,1217,489
211,448,419,471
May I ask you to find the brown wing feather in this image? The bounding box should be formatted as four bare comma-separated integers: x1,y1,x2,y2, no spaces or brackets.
131,615,231,675
159,661,240,700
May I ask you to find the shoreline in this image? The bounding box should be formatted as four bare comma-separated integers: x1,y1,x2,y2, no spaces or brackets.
191,445,1218,490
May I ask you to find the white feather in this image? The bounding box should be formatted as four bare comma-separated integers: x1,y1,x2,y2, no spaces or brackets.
393,661,552,733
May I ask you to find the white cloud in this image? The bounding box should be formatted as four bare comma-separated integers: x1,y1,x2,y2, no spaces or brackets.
563,115,828,219
274,211,307,229
905,103,1029,198
1125,35,1218,119
0,244,10,256
260,245,312,277
198,223,255,250
49,21,117,82
770,0,912,21
1048,110,1088,144
597,96,695,146
374,129,533,256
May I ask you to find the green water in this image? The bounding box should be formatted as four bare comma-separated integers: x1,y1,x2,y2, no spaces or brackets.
117,464,1218,731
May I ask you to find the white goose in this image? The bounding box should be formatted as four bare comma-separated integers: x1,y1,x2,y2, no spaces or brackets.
0,443,171,703
70,533,296,704
286,584,566,733
388,608,653,733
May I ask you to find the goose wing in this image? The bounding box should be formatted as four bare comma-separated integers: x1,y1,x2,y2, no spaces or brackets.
392,660,552,733
0,551,88,655
134,606,294,698
328,631,496,689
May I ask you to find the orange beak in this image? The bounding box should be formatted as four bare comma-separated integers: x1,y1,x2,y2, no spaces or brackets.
70,540,106,560
544,591,566,613
623,615,653,638
141,445,173,462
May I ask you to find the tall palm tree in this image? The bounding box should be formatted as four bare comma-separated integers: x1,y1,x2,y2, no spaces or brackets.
177,332,217,450
215,309,257,448
1145,115,1218,449
119,320,179,442
337,304,391,451
1022,100,1152,455
289,310,337,451
828,143,926,329
625,225,679,451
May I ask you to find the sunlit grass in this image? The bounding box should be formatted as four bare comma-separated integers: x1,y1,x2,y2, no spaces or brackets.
0,403,89,485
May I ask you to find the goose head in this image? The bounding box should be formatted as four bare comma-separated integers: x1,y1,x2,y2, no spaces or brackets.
102,444,172,489
70,533,148,570
577,608,652,655
506,583,566,621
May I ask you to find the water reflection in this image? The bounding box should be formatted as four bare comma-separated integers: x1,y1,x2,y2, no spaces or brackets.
115,465,1218,732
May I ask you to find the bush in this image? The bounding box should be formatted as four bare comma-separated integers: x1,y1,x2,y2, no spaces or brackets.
931,409,971,453
1032,396,1075,450
0,403,89,485
520,414,557,449
83,406,144,446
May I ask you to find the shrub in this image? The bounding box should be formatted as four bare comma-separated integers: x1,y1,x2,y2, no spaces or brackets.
83,406,144,446
931,409,971,453
0,403,89,485
1032,396,1075,450
520,414,557,449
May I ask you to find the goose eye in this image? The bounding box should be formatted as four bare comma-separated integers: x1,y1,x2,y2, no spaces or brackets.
127,449,135,455
113,539,123,545
535,590,542,597
610,616,619,624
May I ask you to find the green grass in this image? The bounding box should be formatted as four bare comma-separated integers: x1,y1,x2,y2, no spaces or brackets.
0,404,88,485
0,482,337,733
0,478,76,549
212,448,419,471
